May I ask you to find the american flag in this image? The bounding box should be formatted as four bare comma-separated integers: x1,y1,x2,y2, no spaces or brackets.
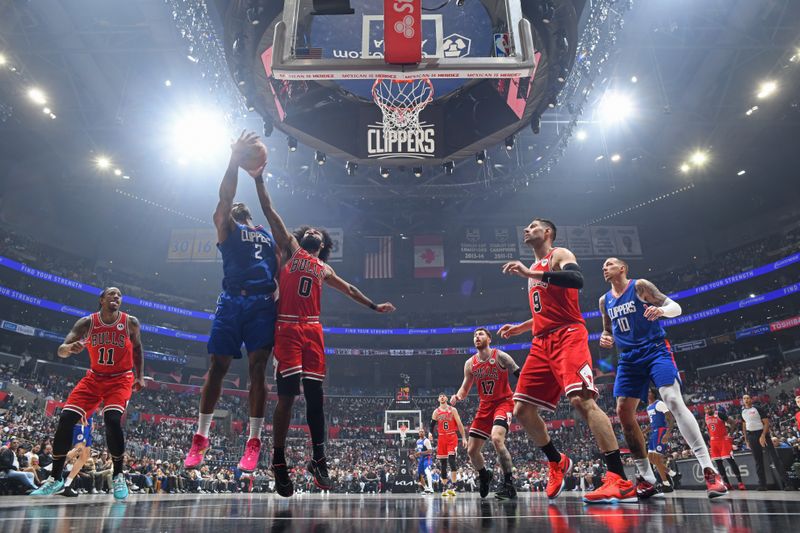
295,47,323,59
364,236,393,279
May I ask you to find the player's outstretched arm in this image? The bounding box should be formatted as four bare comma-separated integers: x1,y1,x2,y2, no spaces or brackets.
213,131,258,243
128,315,146,392
635,279,681,321
498,318,533,339
252,174,299,257
324,267,396,313
500,248,584,288
452,407,467,446
598,295,615,348
496,350,521,378
451,359,474,405
57,317,92,358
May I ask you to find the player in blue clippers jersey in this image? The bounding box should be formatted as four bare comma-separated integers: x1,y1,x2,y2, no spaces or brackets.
59,416,94,497
600,257,727,499
185,131,279,473
413,428,434,494
646,389,673,491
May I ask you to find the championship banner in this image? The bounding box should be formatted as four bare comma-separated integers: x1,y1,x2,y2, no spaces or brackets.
459,226,518,264
326,227,344,262
414,235,444,278
384,0,422,64
167,229,220,262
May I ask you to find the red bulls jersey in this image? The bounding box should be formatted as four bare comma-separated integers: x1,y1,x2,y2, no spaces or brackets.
84,312,133,375
706,414,729,440
471,349,513,403
527,247,585,336
277,248,328,319
434,406,457,435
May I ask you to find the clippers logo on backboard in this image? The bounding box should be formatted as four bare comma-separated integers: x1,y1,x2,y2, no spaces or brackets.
367,124,436,159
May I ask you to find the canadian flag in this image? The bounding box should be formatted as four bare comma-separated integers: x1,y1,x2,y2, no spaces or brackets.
414,235,444,278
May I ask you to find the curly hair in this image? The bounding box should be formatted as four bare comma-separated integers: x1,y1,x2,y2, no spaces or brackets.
292,225,333,263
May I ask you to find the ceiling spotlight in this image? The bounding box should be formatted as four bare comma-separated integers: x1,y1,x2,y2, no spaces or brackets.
504,135,515,150
379,166,390,178
49,113,56,119
547,95,557,108
315,151,326,165
630,76,638,83
610,153,621,162
530,113,541,134
557,66,570,83
595,155,604,161
114,169,122,176
680,163,690,173
164,79,172,87
575,129,587,141
122,175,131,180
345,161,358,176
442,161,455,175
287,137,298,152
0,54,6,65
42,107,51,114
690,150,709,166
27,87,47,105
412,166,423,178
597,91,634,123
95,156,111,170
475,150,487,165
737,169,746,176
756,80,777,99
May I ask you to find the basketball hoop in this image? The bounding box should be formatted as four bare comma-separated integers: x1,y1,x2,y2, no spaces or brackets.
372,77,434,138
399,425,409,444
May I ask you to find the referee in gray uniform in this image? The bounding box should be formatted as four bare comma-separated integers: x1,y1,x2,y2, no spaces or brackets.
740,394,785,490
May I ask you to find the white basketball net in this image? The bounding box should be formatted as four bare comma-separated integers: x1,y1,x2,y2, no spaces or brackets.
399,425,408,443
372,78,434,136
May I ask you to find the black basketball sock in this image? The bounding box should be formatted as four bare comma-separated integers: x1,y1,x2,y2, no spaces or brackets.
478,467,488,476
540,440,562,463
112,457,124,477
603,450,626,479
504,472,513,484
727,458,743,483
312,443,326,463
272,447,286,465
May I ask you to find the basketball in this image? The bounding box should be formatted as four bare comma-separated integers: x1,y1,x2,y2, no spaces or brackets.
240,140,267,172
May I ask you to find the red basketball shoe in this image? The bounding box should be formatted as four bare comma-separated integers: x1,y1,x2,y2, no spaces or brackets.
583,472,637,504
184,434,210,469
238,437,261,473
546,453,573,499
704,468,728,499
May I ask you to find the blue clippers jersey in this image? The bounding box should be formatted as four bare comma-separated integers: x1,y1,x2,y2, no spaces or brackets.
218,223,278,293
604,279,666,351
647,401,667,430
416,438,432,465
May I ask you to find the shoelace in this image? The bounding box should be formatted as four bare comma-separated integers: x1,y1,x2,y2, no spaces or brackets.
547,463,560,487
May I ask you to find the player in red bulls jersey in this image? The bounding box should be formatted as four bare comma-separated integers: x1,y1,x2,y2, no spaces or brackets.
499,218,636,503
429,393,466,497
451,328,520,500
31,287,144,500
705,405,745,490
250,170,396,497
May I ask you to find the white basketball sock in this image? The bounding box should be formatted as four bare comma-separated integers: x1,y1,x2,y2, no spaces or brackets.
249,417,264,440
633,458,657,484
197,413,214,438
659,380,715,471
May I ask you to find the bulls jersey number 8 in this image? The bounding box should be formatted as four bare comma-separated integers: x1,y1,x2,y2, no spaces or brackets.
532,291,542,313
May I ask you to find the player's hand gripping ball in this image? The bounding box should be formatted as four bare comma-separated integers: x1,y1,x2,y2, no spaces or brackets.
240,140,268,174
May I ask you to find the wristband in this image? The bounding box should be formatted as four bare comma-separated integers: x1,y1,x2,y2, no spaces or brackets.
369,302,378,310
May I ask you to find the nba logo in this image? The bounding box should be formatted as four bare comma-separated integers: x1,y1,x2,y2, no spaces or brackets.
494,33,510,57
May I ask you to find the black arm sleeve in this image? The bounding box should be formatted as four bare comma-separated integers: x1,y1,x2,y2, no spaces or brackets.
541,263,584,289
429,419,437,437
513,368,521,378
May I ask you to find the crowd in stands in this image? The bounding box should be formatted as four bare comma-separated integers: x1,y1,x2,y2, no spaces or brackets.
2,354,800,496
